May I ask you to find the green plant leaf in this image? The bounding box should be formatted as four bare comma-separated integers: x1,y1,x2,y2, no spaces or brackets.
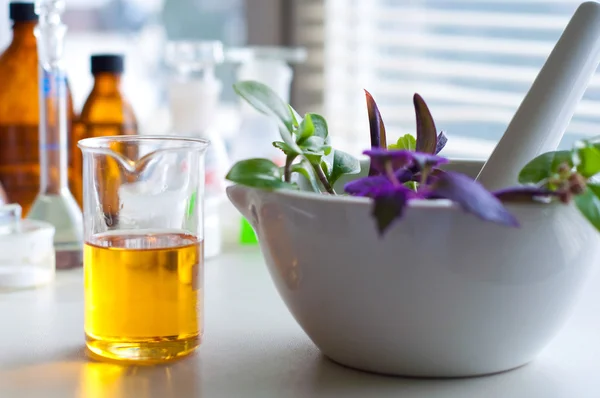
587,182,600,197
297,113,315,143
518,150,575,184
309,113,329,139
299,135,328,166
273,141,296,155
320,159,331,177
233,81,293,130
404,181,418,191
329,149,361,186
303,151,325,165
321,146,334,176
291,161,321,192
414,94,438,154
233,81,301,154
389,134,416,151
278,127,302,155
226,158,299,190
299,135,326,151
289,104,302,127
576,144,600,178
575,185,600,233
307,113,334,174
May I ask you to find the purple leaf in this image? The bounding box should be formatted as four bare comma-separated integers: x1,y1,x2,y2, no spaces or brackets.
395,168,415,183
345,175,393,197
435,131,448,154
345,168,416,198
411,170,442,185
365,90,387,149
411,152,449,171
363,149,414,174
365,90,387,176
371,185,411,235
414,94,438,154
430,171,519,227
363,149,448,176
493,186,559,202
429,168,447,178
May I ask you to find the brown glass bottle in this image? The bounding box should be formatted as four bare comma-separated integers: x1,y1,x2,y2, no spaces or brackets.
0,182,7,206
70,54,137,211
0,2,75,216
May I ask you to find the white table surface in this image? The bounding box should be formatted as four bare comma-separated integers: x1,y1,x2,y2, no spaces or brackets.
1,246,600,398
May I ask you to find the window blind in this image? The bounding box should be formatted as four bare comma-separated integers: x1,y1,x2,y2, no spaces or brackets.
294,0,600,159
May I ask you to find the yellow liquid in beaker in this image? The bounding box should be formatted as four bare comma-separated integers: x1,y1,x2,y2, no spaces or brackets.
84,230,203,363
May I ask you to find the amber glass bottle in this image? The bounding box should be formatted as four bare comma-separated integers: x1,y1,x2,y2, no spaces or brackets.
0,182,7,206
70,54,137,210
0,2,74,216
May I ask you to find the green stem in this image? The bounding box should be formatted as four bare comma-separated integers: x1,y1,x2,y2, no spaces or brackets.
284,155,295,182
314,164,335,194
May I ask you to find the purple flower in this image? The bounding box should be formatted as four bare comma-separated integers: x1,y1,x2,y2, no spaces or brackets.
363,149,414,174
363,149,448,175
345,175,394,197
428,171,519,227
396,168,415,183
412,152,449,170
371,184,413,235
345,173,420,235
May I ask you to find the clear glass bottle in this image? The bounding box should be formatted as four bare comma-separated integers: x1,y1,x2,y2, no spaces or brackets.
164,40,229,259
26,0,83,270
0,1,74,216
70,54,138,209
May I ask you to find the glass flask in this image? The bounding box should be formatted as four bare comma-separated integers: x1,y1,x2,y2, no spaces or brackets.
78,135,209,364
26,0,83,270
0,1,75,216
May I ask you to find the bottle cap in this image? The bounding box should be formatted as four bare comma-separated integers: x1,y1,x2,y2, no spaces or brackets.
91,54,125,75
165,41,224,73
9,2,38,22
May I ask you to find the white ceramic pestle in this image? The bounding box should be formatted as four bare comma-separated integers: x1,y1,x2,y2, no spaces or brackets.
476,1,600,191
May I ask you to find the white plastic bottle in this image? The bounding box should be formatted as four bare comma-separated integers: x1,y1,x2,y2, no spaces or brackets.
227,47,307,164
224,47,306,245
164,40,230,259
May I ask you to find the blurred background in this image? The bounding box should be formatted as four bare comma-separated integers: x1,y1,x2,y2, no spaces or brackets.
0,0,597,159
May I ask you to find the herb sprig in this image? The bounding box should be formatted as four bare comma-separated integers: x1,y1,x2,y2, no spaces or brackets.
226,80,600,237
227,81,360,194
516,140,600,231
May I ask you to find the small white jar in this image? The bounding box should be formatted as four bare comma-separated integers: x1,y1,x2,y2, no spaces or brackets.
0,204,56,291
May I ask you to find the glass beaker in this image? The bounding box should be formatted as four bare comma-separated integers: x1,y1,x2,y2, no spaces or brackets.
78,136,209,364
